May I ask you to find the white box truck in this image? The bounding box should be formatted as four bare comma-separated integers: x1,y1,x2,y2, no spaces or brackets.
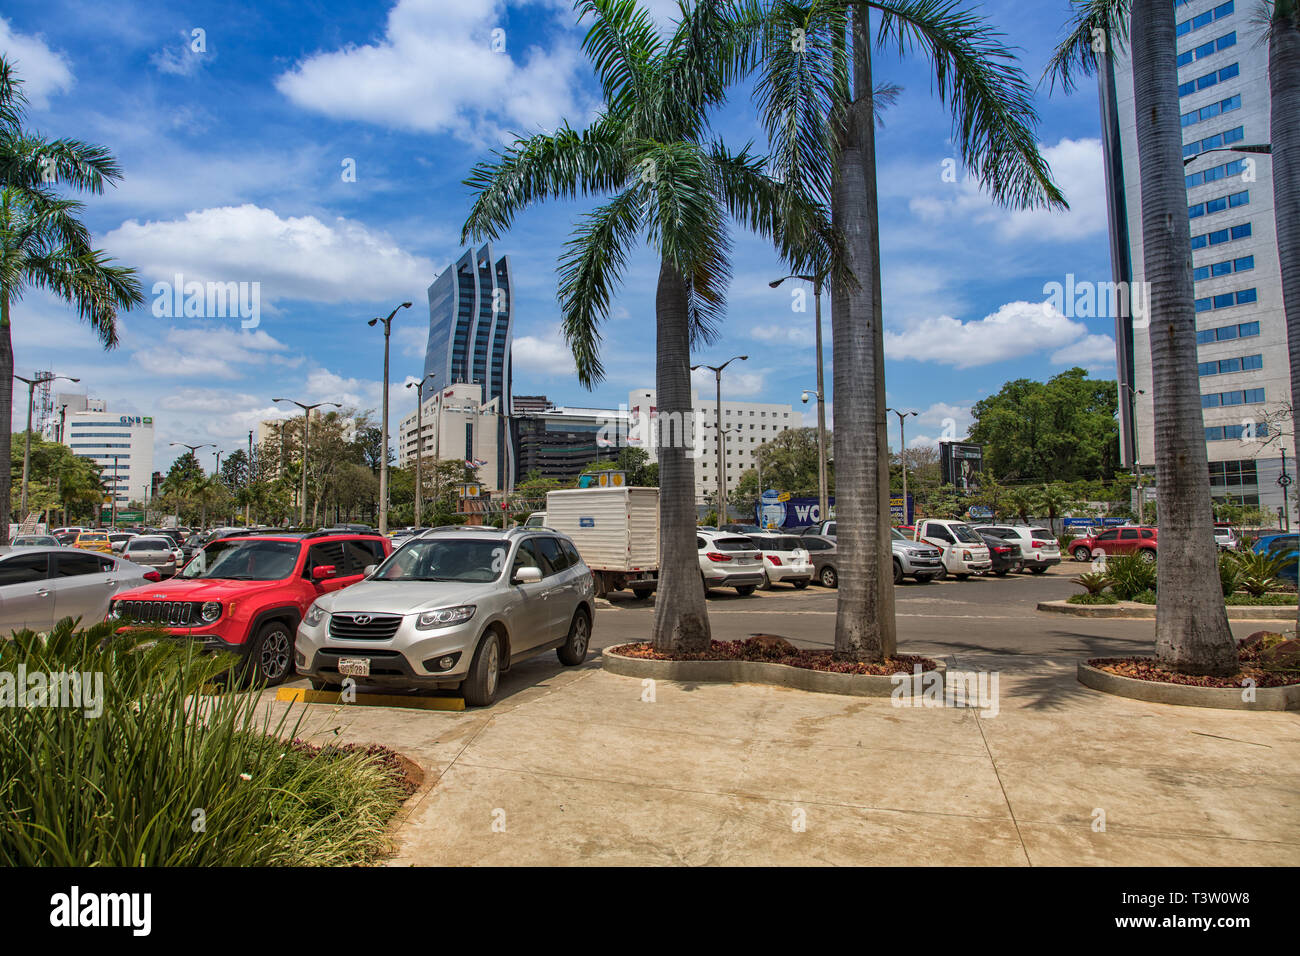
543,486,659,598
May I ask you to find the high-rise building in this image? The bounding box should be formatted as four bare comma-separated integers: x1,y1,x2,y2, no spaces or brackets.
424,244,514,489
397,382,504,492
59,394,156,508
511,400,629,484
1100,0,1291,519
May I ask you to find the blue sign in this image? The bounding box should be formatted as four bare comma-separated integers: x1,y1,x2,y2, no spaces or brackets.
755,494,833,529
579,517,595,528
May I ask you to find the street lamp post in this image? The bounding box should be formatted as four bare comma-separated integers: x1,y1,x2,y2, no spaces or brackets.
885,408,918,523
368,302,413,535
14,372,79,525
169,442,215,529
691,355,748,530
407,375,433,526
1120,384,1146,524
245,430,253,526
1279,446,1292,533
272,399,341,526
107,454,126,528
771,273,829,525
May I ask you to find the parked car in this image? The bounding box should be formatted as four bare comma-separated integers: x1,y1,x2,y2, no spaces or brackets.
296,527,595,706
73,531,113,554
972,524,1061,573
812,520,837,537
696,529,765,595
747,533,813,589
109,530,392,686
911,519,992,579
11,535,59,547
122,535,182,576
721,523,764,534
1252,533,1298,585
1069,526,1158,563
890,528,945,583
108,531,137,553
0,546,152,634
979,532,1022,576
800,534,840,588
1213,524,1239,551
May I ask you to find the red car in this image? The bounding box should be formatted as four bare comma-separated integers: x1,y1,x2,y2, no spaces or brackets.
109,531,391,684
1069,526,1158,563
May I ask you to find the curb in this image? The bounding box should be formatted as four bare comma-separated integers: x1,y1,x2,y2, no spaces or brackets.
1038,600,1296,621
1076,661,1300,711
600,643,945,698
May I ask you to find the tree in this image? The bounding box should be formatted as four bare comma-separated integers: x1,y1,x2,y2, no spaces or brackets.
462,0,824,652
0,58,143,542
581,446,659,485
8,431,103,524
1050,0,1236,675
968,369,1119,481
746,0,1064,661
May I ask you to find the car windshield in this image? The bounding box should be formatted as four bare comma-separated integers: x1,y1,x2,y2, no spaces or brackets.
891,528,906,541
710,537,756,552
374,538,507,583
951,524,983,544
180,539,300,580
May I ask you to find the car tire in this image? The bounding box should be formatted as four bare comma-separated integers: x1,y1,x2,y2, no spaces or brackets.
735,585,757,596
913,575,934,584
701,572,711,596
1138,549,1156,564
892,560,903,585
1030,566,1047,574
792,579,809,590
556,609,591,666
462,631,502,707
244,620,295,686
994,568,1009,577
630,586,654,600
1072,546,1092,562
819,566,838,588
759,571,773,590
955,573,970,581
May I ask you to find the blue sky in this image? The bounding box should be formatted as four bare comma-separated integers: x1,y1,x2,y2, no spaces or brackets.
3,0,1117,473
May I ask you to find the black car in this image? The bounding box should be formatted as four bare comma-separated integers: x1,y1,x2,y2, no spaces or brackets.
979,532,1022,576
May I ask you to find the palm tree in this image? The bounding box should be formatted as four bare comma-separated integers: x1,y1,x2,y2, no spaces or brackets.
0,58,143,543
1049,0,1236,675
745,0,1064,660
462,0,826,651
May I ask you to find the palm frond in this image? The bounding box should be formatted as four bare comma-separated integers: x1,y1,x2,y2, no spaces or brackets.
1042,0,1132,94
0,56,28,132
575,0,667,115
872,0,1068,211
0,134,123,194
21,249,143,348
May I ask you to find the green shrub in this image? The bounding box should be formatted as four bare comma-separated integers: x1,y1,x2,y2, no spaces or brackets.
1131,589,1157,604
1225,593,1299,606
1104,552,1158,600
1227,549,1293,597
0,619,409,866
1066,592,1119,605
1218,552,1242,597
1071,571,1110,596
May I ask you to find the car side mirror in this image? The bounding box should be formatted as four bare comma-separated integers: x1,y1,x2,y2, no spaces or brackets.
363,564,377,577
513,566,543,584
312,565,338,581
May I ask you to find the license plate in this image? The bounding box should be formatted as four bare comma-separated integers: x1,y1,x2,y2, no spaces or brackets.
337,657,371,677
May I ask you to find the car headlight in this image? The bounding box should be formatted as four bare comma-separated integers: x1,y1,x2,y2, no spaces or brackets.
107,600,120,620
416,605,476,630
200,601,222,623
304,603,328,627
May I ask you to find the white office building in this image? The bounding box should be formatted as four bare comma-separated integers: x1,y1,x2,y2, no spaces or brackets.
60,394,155,507
1099,0,1292,521
397,382,504,492
628,388,796,502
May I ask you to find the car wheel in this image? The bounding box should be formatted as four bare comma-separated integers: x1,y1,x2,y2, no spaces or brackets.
913,575,934,584
819,566,838,588
462,631,502,707
792,579,809,590
630,586,654,600
735,585,757,596
1138,549,1156,564
245,620,294,686
701,572,712,596
759,571,773,590
1030,566,1047,574
955,573,970,581
892,560,903,585
1072,546,1092,562
556,608,591,666
994,568,1009,577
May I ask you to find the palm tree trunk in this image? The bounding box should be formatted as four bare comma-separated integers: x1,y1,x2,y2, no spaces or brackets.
1269,2,1300,630
1130,0,1235,674
830,3,896,661
0,292,11,546
650,258,711,652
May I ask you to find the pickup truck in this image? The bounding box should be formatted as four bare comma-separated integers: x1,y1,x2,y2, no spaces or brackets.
911,518,992,579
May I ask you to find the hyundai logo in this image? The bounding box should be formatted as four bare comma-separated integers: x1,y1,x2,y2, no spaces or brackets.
352,615,371,625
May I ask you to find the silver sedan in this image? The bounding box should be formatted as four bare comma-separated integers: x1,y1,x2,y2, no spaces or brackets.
122,535,182,576
0,546,152,635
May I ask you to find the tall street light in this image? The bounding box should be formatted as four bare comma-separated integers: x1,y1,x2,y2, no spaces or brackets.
691,355,747,530
1120,384,1146,524
245,429,254,527
107,454,126,528
169,442,214,529
272,399,341,526
771,273,829,524
801,387,829,522
14,372,79,523
885,408,918,524
369,301,413,535
406,374,433,526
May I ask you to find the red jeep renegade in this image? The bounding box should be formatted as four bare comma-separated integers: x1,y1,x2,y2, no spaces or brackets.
109,531,392,684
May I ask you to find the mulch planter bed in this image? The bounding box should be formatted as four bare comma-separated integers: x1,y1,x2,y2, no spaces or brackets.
612,639,937,676
1087,646,1299,690
290,740,423,796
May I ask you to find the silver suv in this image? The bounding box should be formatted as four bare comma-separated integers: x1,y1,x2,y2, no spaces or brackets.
295,527,595,706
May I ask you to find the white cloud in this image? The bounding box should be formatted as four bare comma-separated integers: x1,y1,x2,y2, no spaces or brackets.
513,329,577,379
104,204,436,305
750,323,816,347
691,365,765,399
0,17,74,108
152,30,209,77
275,0,594,142
908,138,1107,242
134,326,301,380
885,300,1103,369
904,402,975,448
1051,332,1117,370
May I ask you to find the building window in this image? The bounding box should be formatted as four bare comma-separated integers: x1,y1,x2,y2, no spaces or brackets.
1197,320,1261,344
1186,158,1247,188
1205,422,1269,441
1179,62,1240,96
1190,220,1251,249
1208,459,1258,487
1176,1,1233,38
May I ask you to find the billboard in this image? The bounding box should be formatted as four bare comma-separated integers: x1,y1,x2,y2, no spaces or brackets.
889,494,914,524
940,442,983,495
756,490,832,528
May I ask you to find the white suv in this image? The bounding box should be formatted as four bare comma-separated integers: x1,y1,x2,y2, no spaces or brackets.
748,533,813,589
972,524,1061,573
296,527,595,706
696,529,765,595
